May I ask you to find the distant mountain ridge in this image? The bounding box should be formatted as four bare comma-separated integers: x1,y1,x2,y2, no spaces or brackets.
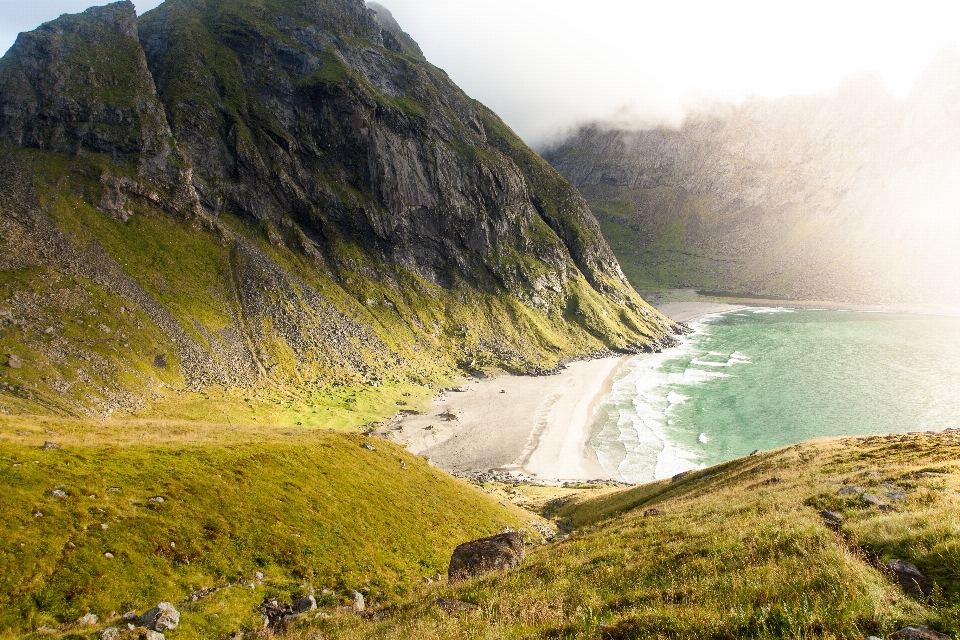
0,0,673,418
544,50,960,307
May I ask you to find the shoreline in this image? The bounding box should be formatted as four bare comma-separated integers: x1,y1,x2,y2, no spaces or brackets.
388,356,629,483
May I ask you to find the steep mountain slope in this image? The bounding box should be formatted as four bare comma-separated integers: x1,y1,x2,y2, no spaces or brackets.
0,0,674,419
545,53,960,307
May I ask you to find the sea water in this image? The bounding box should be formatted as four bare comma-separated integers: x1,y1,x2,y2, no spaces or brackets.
589,308,960,484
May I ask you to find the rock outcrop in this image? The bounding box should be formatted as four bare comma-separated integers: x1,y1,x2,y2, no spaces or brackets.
0,0,672,417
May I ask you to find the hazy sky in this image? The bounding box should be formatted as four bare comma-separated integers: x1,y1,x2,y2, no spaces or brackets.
2,0,959,146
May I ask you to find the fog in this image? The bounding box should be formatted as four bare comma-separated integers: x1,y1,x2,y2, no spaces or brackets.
2,0,959,147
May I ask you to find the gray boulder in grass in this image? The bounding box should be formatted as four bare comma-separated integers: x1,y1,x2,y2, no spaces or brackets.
892,626,952,640
448,532,525,582
139,602,179,631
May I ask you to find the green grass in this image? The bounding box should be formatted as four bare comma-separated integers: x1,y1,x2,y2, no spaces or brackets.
0,422,536,639
299,432,960,639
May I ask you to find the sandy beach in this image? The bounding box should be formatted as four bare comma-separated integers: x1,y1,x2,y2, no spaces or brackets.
389,357,628,482
388,301,747,483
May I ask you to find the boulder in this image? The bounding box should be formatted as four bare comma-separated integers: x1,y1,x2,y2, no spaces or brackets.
861,493,887,507
77,612,99,625
294,594,317,613
7,354,22,369
352,590,365,613
448,532,525,582
139,602,179,631
886,560,932,597
892,626,952,640
820,510,844,528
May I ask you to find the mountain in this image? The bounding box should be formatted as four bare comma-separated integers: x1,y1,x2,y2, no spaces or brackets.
544,51,960,308
0,0,674,419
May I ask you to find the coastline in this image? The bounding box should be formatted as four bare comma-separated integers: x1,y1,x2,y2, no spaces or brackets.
389,356,628,483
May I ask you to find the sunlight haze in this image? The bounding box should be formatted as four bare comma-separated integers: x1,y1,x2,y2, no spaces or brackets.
1,0,958,145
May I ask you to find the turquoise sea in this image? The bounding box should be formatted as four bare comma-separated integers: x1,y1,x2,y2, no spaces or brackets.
589,308,960,484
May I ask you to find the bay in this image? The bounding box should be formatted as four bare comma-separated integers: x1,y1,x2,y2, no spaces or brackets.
589,308,960,484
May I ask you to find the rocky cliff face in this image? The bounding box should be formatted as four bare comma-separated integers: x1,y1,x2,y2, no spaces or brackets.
545,52,960,307
0,0,671,418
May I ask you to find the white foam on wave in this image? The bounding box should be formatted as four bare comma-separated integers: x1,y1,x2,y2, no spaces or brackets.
751,307,795,314
587,310,758,483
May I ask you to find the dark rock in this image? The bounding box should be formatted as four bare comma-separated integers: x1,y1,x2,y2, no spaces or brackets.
436,597,478,614
153,354,167,369
448,532,525,582
886,560,932,597
139,602,179,631
761,476,782,485
671,470,692,482
892,626,952,640
820,510,844,528
861,493,888,508
259,599,298,631
294,594,317,613
643,508,664,517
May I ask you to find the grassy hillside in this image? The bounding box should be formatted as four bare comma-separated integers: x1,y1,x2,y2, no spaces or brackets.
293,431,960,639
0,416,541,639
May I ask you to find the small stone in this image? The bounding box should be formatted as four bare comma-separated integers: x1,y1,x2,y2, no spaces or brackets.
887,559,932,597
104,552,114,558
255,571,264,581
643,508,664,517
837,486,865,496
99,628,120,640
892,626,952,640
144,632,165,640
121,610,138,622
140,602,180,631
32,510,43,518
294,594,317,613
77,612,99,626
861,493,887,507
148,496,165,503
360,442,376,451
51,489,68,498
820,510,844,528
100,523,108,529
761,477,782,485
153,354,167,369
918,471,947,478
7,354,22,369
42,441,61,451
352,590,365,613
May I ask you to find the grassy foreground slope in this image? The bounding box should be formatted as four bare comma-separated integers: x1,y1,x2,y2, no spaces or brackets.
0,417,539,639
310,431,960,639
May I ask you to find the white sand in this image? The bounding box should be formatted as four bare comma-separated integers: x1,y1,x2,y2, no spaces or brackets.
655,301,747,322
388,357,628,482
